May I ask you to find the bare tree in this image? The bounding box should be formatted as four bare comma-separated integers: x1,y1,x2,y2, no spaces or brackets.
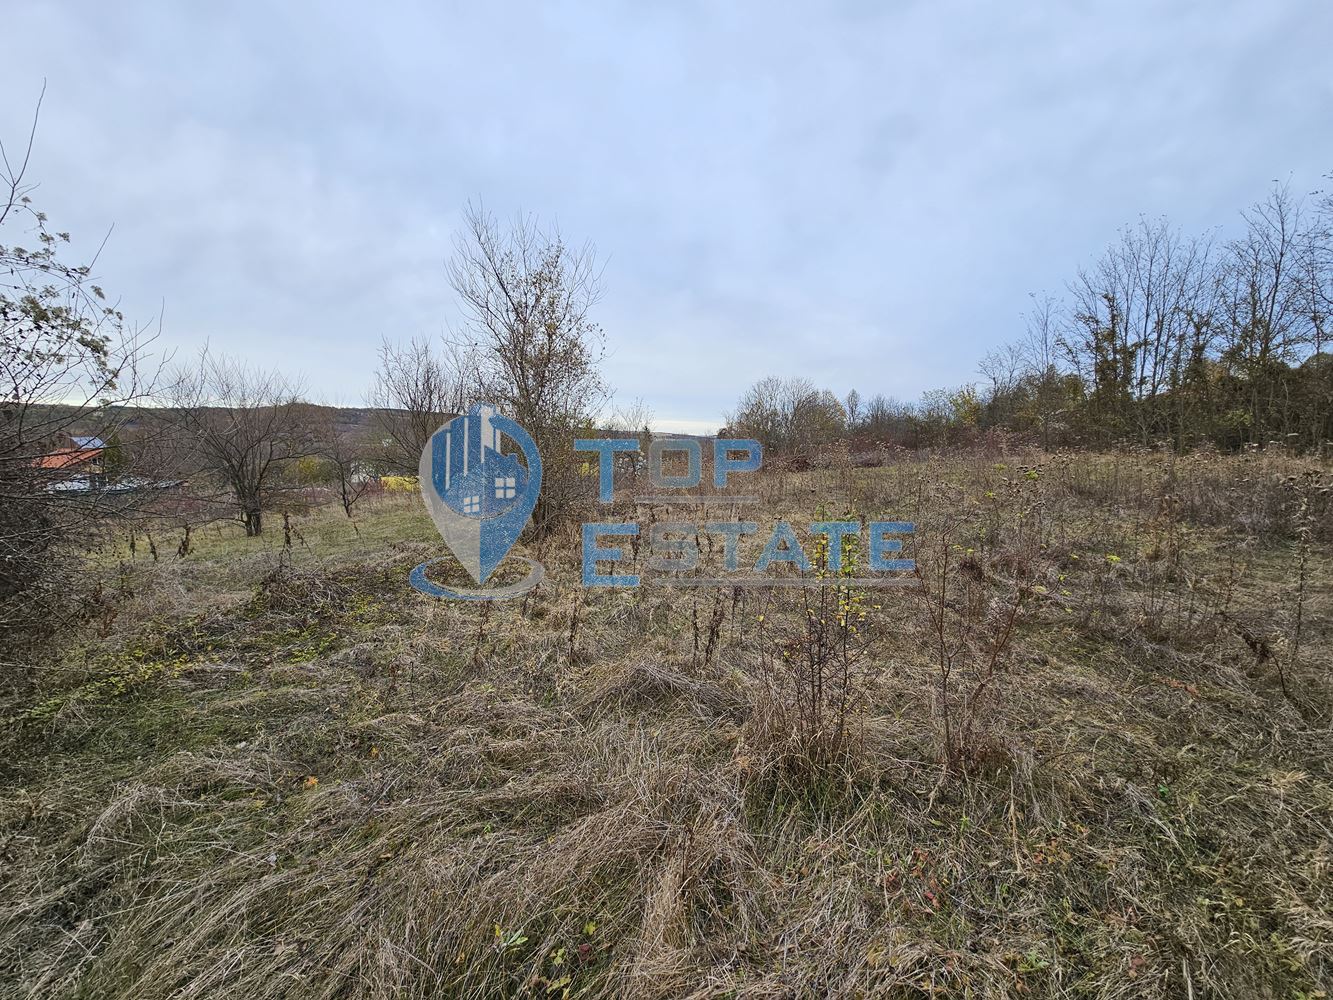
604,396,654,477
367,336,466,474
1019,292,1071,448
1061,217,1215,444
844,389,862,429
605,396,654,435
727,376,789,449
167,351,311,536
1,93,158,679
978,343,1026,404
316,416,376,518
791,389,847,454
446,202,607,534
1218,184,1308,443
862,393,913,442
728,376,845,456
1309,175,1333,359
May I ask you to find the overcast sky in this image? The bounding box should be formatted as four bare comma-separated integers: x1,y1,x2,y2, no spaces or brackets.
3,1,1331,432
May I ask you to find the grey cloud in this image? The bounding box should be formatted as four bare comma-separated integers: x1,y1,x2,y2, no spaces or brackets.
2,0,1329,425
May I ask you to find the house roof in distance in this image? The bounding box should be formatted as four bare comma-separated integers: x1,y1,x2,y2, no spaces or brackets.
36,448,102,470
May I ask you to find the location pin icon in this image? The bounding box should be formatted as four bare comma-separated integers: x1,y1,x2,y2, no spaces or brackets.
418,404,543,584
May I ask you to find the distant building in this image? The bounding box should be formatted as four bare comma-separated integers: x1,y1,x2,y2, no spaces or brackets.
36,435,105,491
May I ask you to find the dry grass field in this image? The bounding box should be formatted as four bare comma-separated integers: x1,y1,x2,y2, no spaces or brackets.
2,448,1331,999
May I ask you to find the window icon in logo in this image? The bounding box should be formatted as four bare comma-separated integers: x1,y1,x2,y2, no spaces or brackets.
410,403,545,600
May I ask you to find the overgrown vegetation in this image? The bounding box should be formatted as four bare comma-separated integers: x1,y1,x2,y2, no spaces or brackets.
3,450,1329,998
4,97,1332,999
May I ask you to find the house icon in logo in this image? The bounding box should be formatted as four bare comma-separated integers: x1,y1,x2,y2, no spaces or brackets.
431,410,530,521
412,403,544,598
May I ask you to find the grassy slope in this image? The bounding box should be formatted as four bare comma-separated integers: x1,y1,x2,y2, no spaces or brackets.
1,454,1330,999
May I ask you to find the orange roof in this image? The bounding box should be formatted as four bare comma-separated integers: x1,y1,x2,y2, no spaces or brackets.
36,448,102,470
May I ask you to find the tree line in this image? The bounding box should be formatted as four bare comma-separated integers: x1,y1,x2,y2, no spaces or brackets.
730,178,1333,455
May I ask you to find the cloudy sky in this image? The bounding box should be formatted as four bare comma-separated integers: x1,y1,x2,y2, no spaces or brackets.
3,1,1330,431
